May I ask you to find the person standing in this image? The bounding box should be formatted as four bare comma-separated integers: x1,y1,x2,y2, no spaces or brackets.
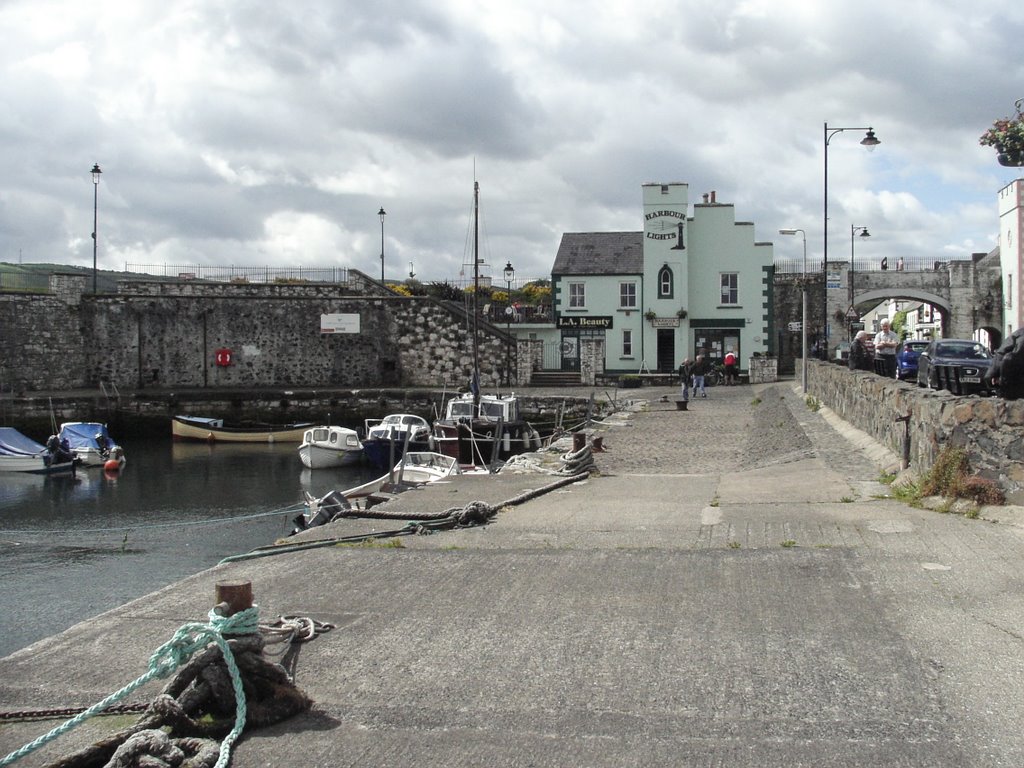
723,348,738,386
848,330,875,371
692,355,708,398
873,319,899,377
678,357,693,401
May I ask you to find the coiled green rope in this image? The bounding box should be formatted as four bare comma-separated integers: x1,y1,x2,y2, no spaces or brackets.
0,606,259,768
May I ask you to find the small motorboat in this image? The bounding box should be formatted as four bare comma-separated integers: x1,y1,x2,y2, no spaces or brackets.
297,425,364,469
0,427,80,475
58,422,126,468
362,413,433,470
291,451,464,533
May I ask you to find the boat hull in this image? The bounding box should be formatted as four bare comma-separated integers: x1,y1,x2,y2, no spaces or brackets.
362,437,433,471
298,444,363,469
172,416,311,443
0,455,78,475
433,420,541,466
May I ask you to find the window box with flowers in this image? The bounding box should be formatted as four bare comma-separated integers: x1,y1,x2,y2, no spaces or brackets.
979,100,1024,167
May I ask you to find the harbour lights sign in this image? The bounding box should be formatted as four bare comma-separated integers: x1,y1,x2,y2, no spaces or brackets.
644,209,685,241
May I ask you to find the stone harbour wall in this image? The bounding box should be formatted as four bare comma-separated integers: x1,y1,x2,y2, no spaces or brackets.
807,359,1024,494
0,274,514,394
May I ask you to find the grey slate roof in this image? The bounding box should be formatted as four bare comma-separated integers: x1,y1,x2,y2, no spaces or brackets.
551,232,643,276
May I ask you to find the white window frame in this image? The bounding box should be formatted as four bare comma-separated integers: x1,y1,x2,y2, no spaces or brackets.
658,266,673,298
622,329,633,357
720,273,738,305
568,282,586,309
619,282,637,309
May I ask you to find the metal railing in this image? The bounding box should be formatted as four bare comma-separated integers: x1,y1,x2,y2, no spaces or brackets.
0,272,51,293
123,264,349,284
773,256,975,275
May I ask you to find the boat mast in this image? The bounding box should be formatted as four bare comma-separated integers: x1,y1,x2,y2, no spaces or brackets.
472,180,480,408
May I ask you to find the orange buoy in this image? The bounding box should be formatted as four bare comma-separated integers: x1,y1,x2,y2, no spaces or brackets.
104,459,121,472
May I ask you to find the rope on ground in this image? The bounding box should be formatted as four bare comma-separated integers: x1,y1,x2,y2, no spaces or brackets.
0,606,313,768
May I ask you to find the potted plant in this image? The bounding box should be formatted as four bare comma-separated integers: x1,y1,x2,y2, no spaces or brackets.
644,310,656,321
979,100,1024,167
675,308,688,319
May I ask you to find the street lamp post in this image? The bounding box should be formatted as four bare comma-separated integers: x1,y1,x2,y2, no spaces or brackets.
824,123,879,358
779,228,808,393
91,163,102,295
849,225,871,322
503,260,515,386
378,207,386,283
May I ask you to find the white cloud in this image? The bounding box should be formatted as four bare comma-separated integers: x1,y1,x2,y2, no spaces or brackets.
0,0,1021,284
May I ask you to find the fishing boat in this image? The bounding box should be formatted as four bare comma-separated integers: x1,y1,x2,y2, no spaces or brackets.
171,415,314,443
361,413,433,470
297,425,364,469
0,427,80,475
432,392,542,467
57,422,126,468
291,451,463,532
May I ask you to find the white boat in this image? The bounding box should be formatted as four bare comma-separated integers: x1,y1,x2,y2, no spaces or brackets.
298,425,364,469
0,427,80,475
291,451,464,533
362,413,433,470
58,422,126,468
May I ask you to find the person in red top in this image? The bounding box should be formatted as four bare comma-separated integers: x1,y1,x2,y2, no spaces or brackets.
723,348,738,386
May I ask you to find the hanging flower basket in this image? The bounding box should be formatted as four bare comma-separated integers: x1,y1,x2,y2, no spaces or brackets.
979,100,1024,167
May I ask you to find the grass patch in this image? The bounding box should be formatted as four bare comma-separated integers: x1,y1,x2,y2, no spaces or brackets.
709,496,720,507
805,395,821,412
337,538,406,549
780,539,797,548
728,540,741,549
840,496,854,503
751,397,762,406
920,447,1005,507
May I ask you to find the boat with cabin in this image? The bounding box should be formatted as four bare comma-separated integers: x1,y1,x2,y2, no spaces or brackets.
57,422,126,468
297,425,364,469
361,413,433,470
432,392,542,467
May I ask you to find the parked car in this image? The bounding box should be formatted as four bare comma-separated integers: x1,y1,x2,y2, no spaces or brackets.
896,340,930,381
916,339,994,395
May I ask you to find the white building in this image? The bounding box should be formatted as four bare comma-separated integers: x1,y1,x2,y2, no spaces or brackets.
548,183,774,375
998,178,1024,338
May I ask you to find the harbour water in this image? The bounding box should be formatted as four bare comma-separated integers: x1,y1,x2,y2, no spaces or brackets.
0,435,379,658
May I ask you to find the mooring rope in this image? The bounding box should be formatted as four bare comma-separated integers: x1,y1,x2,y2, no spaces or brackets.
220,469,592,564
0,607,258,768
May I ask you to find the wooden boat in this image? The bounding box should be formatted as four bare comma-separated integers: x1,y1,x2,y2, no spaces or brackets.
58,422,126,468
361,413,432,470
0,427,80,475
297,425,364,469
171,415,313,443
291,451,464,533
432,392,542,467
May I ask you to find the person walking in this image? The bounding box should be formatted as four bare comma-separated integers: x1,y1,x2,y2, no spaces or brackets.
692,355,708,398
873,319,899,377
678,357,694,401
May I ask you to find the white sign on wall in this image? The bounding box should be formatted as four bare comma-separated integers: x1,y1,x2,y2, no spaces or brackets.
320,313,360,334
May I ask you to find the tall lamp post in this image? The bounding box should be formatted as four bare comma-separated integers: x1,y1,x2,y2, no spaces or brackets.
824,123,879,358
90,163,102,295
377,207,386,283
849,225,871,320
779,228,808,393
503,260,515,386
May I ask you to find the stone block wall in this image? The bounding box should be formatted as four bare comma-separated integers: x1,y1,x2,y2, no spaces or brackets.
808,360,1024,494
1,277,508,393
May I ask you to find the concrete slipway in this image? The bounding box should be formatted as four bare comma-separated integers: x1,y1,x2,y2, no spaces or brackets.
3,382,1024,767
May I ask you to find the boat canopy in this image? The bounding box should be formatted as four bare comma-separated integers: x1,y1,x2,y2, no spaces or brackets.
58,422,115,450
0,428,45,457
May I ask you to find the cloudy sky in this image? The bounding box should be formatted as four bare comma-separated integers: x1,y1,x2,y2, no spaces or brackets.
1,0,1022,285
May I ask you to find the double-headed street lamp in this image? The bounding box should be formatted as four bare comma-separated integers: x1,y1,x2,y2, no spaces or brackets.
850,225,871,317
91,163,102,295
779,228,808,394
377,207,386,283
503,260,515,386
824,123,880,357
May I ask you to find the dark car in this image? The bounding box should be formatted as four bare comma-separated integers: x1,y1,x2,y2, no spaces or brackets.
896,340,930,380
916,339,994,395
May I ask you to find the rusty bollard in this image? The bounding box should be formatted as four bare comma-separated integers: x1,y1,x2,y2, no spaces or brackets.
675,399,688,411
215,579,253,620
572,432,586,452
591,436,606,452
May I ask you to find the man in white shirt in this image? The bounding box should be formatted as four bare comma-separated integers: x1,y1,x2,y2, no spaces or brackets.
874,319,899,378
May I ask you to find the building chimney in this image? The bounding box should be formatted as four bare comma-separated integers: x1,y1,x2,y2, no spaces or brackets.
710,190,716,204
702,193,709,203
